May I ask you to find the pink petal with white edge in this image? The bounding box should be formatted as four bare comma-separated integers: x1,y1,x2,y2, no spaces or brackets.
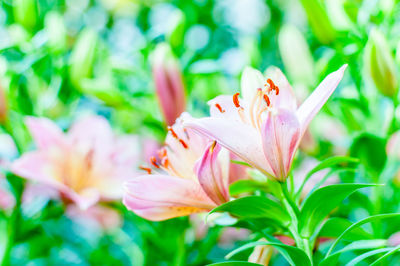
262,109,301,181
297,64,347,137
194,142,229,205
25,117,66,149
185,118,274,177
11,152,62,188
124,174,216,209
67,115,114,156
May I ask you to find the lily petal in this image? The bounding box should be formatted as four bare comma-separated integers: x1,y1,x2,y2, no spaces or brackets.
195,142,229,205
264,66,297,111
123,175,216,221
296,65,347,136
208,95,242,122
67,115,114,156
25,117,65,149
241,66,265,104
261,109,301,181
185,118,274,177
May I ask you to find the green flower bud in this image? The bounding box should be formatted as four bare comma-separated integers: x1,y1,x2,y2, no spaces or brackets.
364,29,398,98
166,9,185,49
299,0,336,44
69,29,98,90
12,0,37,30
278,24,315,86
44,11,67,53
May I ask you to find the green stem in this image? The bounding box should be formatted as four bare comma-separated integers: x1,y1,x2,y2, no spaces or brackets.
279,182,313,264
1,175,24,266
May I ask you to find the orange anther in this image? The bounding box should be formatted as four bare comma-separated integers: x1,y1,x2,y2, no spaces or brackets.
263,94,270,106
139,166,152,174
215,103,225,113
233,93,241,108
157,148,167,158
161,157,169,168
275,86,279,95
150,156,160,168
168,126,178,139
179,139,188,149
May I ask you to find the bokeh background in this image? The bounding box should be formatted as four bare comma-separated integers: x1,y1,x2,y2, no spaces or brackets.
1,0,400,265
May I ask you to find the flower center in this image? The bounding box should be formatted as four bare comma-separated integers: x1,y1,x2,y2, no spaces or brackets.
217,77,280,130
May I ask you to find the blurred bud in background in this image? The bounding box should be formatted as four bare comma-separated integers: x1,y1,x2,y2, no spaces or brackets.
69,29,98,90
278,24,315,87
364,28,398,98
299,0,336,44
151,43,186,126
166,9,185,49
44,11,67,53
248,244,273,265
0,84,8,124
12,0,37,30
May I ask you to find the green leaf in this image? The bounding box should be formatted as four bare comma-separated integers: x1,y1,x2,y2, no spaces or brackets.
229,180,269,196
370,244,400,265
346,248,392,266
318,217,372,240
319,239,387,266
296,156,359,199
299,184,378,237
325,213,400,258
210,196,290,226
350,133,387,175
207,262,262,266
225,241,311,266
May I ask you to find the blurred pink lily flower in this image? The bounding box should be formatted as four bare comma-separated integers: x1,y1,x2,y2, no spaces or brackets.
11,115,139,210
185,65,347,181
152,43,186,126
123,113,245,221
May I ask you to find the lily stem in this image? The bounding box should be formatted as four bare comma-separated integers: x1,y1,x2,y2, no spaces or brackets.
279,181,313,264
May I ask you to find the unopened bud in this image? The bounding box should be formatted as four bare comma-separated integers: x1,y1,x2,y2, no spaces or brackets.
44,11,67,53
151,43,186,126
248,244,273,265
299,0,336,44
278,24,315,86
69,29,98,90
13,0,37,30
364,28,398,98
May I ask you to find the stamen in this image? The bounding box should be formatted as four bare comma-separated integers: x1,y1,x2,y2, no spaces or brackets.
161,157,169,168
168,126,178,139
215,103,225,113
139,165,152,174
157,148,167,158
263,94,270,106
267,78,279,95
233,93,241,108
210,141,217,152
150,156,160,168
179,139,188,149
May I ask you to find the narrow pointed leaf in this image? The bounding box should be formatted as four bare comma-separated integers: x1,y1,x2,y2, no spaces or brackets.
318,217,372,240
319,240,387,266
299,184,378,237
347,248,392,266
207,262,262,266
325,213,400,257
370,244,400,265
296,156,359,198
210,196,290,226
225,241,311,266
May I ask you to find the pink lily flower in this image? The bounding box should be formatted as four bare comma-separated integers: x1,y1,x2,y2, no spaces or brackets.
152,43,186,126
11,115,139,210
123,113,243,221
185,65,347,181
